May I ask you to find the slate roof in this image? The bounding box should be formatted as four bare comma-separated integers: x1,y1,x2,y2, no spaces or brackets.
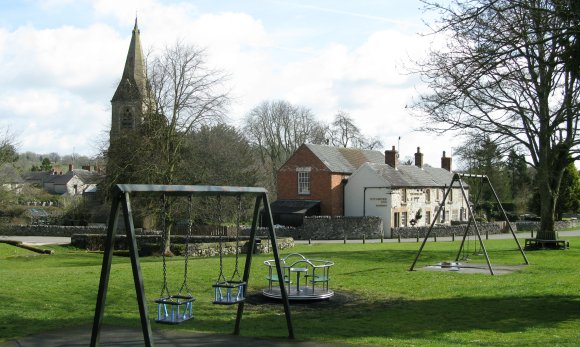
22,169,102,185
365,162,465,188
305,144,384,173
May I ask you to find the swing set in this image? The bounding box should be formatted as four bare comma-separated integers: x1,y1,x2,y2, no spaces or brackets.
409,173,529,275
90,184,294,347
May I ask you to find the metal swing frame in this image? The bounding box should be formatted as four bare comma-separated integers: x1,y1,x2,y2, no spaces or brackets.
409,173,529,275
90,184,294,347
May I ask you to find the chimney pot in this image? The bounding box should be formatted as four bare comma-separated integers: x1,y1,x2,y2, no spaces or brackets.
414,147,424,168
441,151,452,171
385,145,399,169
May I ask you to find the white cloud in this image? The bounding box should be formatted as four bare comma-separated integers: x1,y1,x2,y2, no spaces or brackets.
0,89,108,155
0,24,124,91
0,0,460,162
0,90,61,116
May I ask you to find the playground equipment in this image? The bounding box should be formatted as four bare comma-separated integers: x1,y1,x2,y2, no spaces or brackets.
212,196,246,305
155,195,195,324
409,173,529,275
263,253,334,300
90,184,294,347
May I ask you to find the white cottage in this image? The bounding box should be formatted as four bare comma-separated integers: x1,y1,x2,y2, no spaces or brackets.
344,147,469,238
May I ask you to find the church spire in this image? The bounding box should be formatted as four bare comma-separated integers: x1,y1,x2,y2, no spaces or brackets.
110,19,149,140
111,17,147,102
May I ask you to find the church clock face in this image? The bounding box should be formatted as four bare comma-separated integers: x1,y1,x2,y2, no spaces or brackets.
121,107,133,129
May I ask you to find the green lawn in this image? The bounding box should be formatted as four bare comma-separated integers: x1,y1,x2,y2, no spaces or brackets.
1,237,579,346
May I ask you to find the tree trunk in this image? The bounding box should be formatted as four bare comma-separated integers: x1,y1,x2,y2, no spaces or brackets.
163,222,174,257
537,185,557,240
535,149,567,240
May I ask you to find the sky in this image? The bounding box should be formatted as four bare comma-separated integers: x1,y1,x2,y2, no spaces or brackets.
0,0,459,168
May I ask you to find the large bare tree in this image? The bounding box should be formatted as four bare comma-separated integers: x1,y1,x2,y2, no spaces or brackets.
243,100,326,194
327,110,383,149
413,0,580,240
147,42,229,185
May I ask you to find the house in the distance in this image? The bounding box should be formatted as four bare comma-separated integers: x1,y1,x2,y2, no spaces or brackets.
344,146,468,237
274,143,384,225
22,165,102,197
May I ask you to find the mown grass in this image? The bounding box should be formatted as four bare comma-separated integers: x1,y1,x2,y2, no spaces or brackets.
1,237,579,346
0,243,37,258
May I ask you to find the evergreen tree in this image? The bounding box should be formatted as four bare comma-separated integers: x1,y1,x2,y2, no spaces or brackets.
555,162,580,219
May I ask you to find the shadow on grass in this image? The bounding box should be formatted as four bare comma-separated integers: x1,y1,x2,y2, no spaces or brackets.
234,293,580,342
2,294,579,345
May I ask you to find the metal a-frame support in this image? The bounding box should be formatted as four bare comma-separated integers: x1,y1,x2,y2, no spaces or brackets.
409,173,528,275
90,184,294,347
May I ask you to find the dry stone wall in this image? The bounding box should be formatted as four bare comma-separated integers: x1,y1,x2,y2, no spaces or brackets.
0,224,106,236
274,216,383,240
394,222,507,239
70,234,294,257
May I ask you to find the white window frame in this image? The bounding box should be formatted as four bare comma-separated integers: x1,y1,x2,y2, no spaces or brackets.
297,167,311,195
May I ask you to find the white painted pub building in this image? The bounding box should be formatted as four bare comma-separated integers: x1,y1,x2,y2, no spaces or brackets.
345,147,469,238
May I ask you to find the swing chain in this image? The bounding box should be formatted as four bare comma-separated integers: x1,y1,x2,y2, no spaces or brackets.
178,195,193,295
160,194,171,298
230,195,243,281
215,196,227,283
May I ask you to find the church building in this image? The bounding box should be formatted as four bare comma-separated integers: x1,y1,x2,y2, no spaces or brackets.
110,18,149,141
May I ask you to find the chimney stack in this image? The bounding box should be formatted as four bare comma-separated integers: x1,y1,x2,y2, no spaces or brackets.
414,147,424,168
441,151,452,171
68,164,74,172
385,145,399,169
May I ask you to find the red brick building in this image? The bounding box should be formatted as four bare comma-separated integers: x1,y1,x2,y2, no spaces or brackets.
275,144,384,220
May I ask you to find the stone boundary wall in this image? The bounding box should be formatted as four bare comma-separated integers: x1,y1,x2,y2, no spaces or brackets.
70,234,294,257
274,216,383,240
394,222,510,239
395,219,580,238
0,224,106,237
515,219,580,231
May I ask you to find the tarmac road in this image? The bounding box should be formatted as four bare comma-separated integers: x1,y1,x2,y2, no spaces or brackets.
1,230,579,246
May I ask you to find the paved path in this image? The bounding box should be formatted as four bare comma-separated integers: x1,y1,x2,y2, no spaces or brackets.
1,325,354,347
294,230,580,244
0,235,71,245
1,230,578,247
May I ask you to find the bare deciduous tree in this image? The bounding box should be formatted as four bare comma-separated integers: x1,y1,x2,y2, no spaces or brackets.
243,100,326,194
147,41,230,185
413,0,580,239
326,110,383,150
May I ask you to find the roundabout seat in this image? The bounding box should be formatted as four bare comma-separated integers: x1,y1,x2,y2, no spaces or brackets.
263,253,334,300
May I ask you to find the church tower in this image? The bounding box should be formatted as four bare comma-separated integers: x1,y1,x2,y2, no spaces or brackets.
110,18,148,141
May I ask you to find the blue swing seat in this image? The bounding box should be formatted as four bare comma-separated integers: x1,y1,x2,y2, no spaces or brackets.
155,294,196,324
212,281,246,305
